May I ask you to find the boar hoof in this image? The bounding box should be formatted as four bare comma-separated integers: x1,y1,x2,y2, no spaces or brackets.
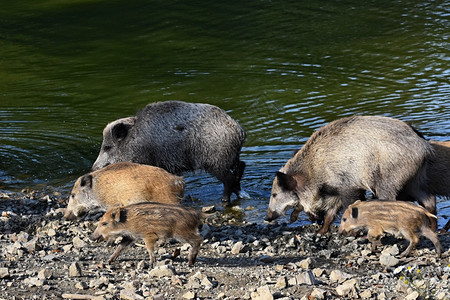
171,248,181,260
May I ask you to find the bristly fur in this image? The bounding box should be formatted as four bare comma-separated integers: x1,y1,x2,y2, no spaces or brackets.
267,115,435,234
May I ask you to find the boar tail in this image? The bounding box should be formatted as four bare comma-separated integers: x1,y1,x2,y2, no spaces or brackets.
424,210,438,219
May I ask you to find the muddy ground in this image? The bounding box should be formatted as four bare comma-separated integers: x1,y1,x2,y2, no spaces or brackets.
0,190,449,300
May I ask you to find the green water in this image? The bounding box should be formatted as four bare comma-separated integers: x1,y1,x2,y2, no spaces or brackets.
0,0,449,224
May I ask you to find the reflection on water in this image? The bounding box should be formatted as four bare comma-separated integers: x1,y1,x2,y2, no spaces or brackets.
0,0,449,226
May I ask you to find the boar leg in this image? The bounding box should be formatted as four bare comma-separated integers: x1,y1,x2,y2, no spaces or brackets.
232,160,246,196
317,207,339,235
217,171,235,204
187,234,204,266
107,236,134,264
367,228,384,252
440,219,450,233
399,230,419,258
420,226,443,258
143,233,158,265
290,209,300,223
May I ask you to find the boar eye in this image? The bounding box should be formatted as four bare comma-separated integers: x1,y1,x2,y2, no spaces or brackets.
272,193,277,198
70,193,75,198
103,145,112,152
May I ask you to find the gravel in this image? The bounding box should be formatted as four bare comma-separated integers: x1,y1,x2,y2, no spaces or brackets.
0,190,449,299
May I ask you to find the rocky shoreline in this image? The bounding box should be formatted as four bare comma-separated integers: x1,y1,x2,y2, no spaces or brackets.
0,190,449,300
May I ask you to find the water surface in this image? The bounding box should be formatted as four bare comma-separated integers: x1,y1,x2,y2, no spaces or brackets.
1,0,449,226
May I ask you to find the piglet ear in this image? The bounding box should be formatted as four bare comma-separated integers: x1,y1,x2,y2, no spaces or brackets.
276,172,297,191
111,207,121,222
351,207,359,219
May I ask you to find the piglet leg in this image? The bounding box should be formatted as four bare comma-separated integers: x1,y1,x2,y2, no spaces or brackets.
107,237,134,264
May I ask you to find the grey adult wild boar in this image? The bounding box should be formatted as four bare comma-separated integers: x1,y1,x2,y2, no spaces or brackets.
92,101,246,204
339,200,442,258
90,202,203,266
64,162,184,220
266,115,435,234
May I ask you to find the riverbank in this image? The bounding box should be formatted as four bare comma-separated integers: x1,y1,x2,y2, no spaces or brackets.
0,190,449,299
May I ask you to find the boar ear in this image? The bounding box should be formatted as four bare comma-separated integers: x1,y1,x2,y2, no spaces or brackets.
276,172,297,191
111,118,135,143
111,207,121,222
80,175,93,188
351,207,359,219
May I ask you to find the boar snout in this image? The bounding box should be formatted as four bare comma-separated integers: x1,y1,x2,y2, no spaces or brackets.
265,210,280,222
63,210,76,221
90,231,103,242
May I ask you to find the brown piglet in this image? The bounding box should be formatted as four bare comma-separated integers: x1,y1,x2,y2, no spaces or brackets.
90,202,203,266
338,200,442,258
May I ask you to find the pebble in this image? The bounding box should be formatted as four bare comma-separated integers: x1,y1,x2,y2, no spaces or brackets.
149,265,175,278
310,288,326,299
182,291,196,299
89,276,109,289
38,268,52,280
296,270,319,285
231,241,246,254
330,270,353,283
120,289,145,300
336,279,358,297
379,253,400,267
297,257,312,269
251,285,273,300
72,236,86,248
275,276,287,289
69,262,82,277
0,267,9,279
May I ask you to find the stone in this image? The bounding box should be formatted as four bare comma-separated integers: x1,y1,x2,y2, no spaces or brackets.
201,276,214,289
183,291,196,299
310,288,326,299
0,268,9,279
149,265,175,278
379,254,400,267
25,277,44,287
120,290,145,300
69,262,82,277
381,245,399,256
38,268,52,280
231,241,246,254
72,236,86,248
360,290,372,299
251,285,273,300
297,257,312,269
330,270,353,283
202,206,216,213
75,281,88,290
24,237,39,252
405,291,419,300
336,279,358,297
89,276,109,289
296,271,318,285
48,228,57,237
275,276,287,289
312,268,324,277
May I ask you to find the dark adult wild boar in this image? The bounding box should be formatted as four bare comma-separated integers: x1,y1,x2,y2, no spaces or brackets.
92,101,246,204
266,116,435,234
64,162,184,220
339,200,442,258
90,202,203,266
